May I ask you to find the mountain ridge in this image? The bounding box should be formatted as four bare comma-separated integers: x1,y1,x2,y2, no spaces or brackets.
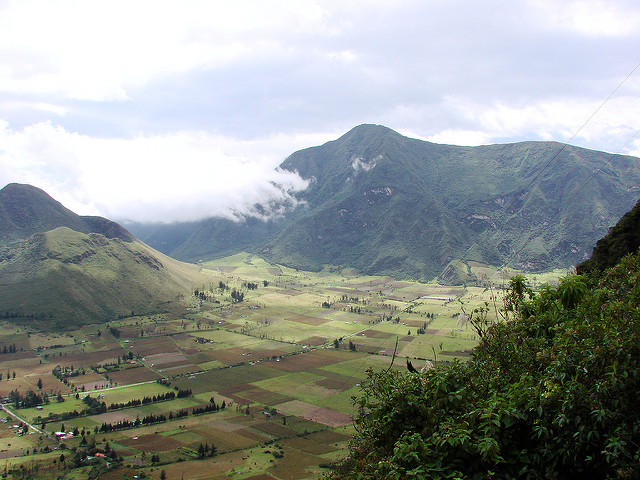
0,183,205,328
126,124,640,282
0,183,134,244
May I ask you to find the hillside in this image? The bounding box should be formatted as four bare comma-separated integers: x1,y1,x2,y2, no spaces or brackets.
0,184,205,328
0,183,133,243
577,197,640,275
329,201,640,479
130,125,640,281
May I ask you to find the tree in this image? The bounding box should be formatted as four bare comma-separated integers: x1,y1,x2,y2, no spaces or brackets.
36,378,43,390
330,252,640,479
160,470,166,480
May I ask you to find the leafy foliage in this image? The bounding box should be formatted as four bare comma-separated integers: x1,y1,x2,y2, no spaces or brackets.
329,252,640,479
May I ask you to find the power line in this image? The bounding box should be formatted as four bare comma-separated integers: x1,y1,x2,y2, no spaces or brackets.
441,59,640,286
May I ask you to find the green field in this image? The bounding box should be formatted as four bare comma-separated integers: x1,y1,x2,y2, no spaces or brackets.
0,253,551,480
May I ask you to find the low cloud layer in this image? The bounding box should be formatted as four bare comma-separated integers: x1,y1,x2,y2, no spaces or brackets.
0,121,324,222
1,0,639,222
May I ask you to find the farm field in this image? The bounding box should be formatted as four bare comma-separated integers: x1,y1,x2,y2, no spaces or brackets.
0,253,546,479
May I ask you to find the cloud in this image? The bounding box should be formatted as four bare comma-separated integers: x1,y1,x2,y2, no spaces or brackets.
0,121,331,222
1,0,640,223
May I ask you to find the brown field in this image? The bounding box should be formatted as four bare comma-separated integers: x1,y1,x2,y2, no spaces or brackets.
442,350,472,357
0,334,31,352
251,421,297,437
305,429,350,444
153,451,246,480
121,433,184,451
278,289,303,296
280,436,336,455
231,388,294,406
173,364,285,394
67,371,104,385
285,315,328,326
274,400,351,428
94,410,142,424
106,366,161,384
206,347,256,365
159,364,200,376
268,351,339,373
267,446,326,480
298,336,328,346
129,337,178,356
314,378,352,391
361,329,393,338
57,348,125,368
189,425,260,451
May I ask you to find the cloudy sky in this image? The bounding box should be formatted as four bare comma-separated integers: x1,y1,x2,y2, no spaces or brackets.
1,0,639,222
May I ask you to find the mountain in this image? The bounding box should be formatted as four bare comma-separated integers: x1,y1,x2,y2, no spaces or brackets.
0,184,204,329
577,197,640,275
0,183,133,243
129,125,640,282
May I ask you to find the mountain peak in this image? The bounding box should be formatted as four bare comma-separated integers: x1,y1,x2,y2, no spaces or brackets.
0,182,134,243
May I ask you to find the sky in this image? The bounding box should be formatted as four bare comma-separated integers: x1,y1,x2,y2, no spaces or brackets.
1,0,640,223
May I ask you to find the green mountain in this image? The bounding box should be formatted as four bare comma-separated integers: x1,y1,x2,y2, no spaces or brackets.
0,184,204,329
0,183,133,243
129,125,640,281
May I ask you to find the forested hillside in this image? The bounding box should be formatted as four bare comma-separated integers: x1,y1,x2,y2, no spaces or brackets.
329,205,640,478
130,125,640,282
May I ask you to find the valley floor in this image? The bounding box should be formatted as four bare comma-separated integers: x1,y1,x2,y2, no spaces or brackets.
0,254,549,479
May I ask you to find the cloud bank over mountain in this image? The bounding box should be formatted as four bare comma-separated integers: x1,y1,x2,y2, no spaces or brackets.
1,0,639,222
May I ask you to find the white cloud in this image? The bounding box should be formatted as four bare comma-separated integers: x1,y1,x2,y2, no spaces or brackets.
0,121,328,222
528,0,640,36
0,0,345,101
1,0,640,224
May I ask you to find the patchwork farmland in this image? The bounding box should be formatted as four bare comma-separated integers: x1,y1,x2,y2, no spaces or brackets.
0,253,524,479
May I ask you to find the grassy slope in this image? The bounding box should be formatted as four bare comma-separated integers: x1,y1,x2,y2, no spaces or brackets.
267,126,640,281
0,227,205,328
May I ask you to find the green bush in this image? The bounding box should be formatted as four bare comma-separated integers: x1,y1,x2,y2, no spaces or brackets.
329,252,640,479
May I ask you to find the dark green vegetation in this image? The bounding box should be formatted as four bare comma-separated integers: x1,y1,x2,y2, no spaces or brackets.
329,253,640,476
577,197,640,275
130,124,640,282
0,184,207,328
